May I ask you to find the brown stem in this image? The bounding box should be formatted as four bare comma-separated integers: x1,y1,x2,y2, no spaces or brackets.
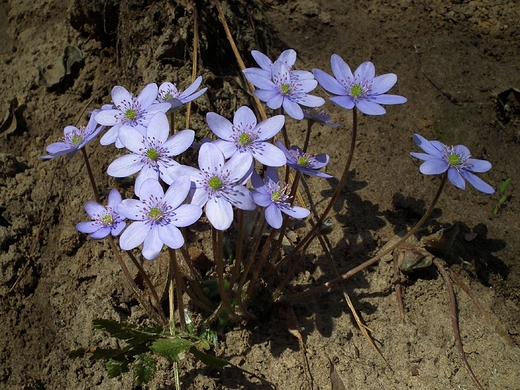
81,146,100,203
168,248,186,330
126,250,167,324
107,236,165,325
214,229,237,319
433,259,484,390
281,109,358,268
289,173,448,301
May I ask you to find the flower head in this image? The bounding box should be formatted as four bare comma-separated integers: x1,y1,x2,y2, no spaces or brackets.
41,111,105,159
76,189,126,239
410,134,494,194
106,112,194,195
167,142,256,231
244,49,298,80
156,76,207,112
95,83,171,147
244,60,325,120
117,177,202,260
207,106,286,167
303,108,341,127
275,140,332,178
250,167,310,229
313,54,407,115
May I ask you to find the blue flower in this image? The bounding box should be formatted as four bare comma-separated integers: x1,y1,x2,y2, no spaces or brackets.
106,112,194,195
302,108,342,127
243,49,298,80
313,54,407,115
243,60,325,120
207,106,286,167
250,167,310,229
410,134,494,194
275,140,332,178
95,83,171,148
156,76,207,112
117,177,202,260
166,142,256,231
41,111,104,159
76,189,126,239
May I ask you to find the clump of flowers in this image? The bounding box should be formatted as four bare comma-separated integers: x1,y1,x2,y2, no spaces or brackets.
41,45,498,390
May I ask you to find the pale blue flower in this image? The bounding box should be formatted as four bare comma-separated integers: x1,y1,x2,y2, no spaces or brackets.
275,140,332,178
95,83,171,147
156,76,207,112
207,106,286,167
243,49,298,80
250,167,310,229
410,134,494,194
243,61,325,120
76,189,126,239
313,54,407,115
41,111,104,159
106,112,194,195
302,108,341,127
117,177,202,260
166,142,256,231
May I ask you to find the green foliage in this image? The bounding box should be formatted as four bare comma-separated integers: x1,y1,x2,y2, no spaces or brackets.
133,354,156,385
69,318,229,385
492,178,511,215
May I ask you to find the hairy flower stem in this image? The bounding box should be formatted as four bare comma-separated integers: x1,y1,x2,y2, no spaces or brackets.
245,228,277,299
169,112,176,134
303,119,314,152
237,219,267,316
168,248,187,330
271,237,313,304
280,109,359,269
81,146,166,324
126,250,167,323
289,173,448,301
81,147,100,203
229,210,245,289
107,236,166,325
433,258,484,390
277,107,290,147
214,229,237,319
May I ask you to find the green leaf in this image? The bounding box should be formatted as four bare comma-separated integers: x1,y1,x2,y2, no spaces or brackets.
190,347,229,367
93,319,137,340
499,196,507,203
92,319,164,346
106,357,129,378
492,206,499,215
91,347,127,360
133,354,156,385
200,329,219,347
150,338,193,363
500,178,511,192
